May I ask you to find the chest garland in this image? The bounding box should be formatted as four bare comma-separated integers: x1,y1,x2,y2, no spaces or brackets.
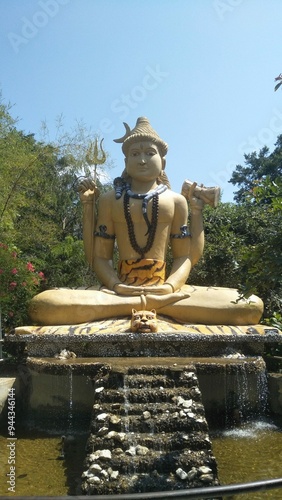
122,183,167,258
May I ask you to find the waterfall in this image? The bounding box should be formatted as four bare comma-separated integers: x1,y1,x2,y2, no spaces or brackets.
67,369,74,435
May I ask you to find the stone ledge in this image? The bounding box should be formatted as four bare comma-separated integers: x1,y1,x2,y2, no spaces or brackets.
5,322,282,358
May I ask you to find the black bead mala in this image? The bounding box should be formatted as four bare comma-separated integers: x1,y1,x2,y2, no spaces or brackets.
123,190,159,258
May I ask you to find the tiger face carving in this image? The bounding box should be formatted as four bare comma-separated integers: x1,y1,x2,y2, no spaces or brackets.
131,309,158,333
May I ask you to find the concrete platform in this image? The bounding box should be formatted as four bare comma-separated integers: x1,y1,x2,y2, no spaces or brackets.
6,319,282,357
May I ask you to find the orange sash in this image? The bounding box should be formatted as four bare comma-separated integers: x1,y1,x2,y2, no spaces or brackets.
118,259,166,286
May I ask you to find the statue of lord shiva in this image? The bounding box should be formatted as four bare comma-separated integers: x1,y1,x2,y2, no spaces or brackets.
29,117,263,326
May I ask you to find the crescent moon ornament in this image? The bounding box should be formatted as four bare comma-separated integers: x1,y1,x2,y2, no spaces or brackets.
113,122,131,143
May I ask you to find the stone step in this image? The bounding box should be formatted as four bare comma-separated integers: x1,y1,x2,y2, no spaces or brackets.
93,387,202,404
81,469,216,496
123,374,176,388
81,447,218,497
92,401,205,417
86,430,212,453
84,448,217,475
91,413,208,434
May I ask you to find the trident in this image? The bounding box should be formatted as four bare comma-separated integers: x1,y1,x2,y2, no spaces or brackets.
86,137,106,183
85,138,106,269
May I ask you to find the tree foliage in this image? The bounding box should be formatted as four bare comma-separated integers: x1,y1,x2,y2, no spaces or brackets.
192,137,282,325
0,93,281,330
229,135,282,204
0,97,113,329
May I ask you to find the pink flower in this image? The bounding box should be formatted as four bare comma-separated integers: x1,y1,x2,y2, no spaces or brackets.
11,268,18,275
26,262,35,272
38,271,45,280
9,281,17,289
22,281,27,287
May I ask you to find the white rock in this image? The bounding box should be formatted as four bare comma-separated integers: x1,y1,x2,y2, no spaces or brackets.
82,470,92,478
136,445,149,456
182,399,193,408
110,470,119,480
176,468,188,480
89,463,102,473
95,386,104,393
96,413,108,421
200,473,214,483
198,466,212,474
110,415,121,424
106,431,117,439
97,426,109,436
187,467,198,480
125,446,136,456
87,476,101,484
116,432,126,442
114,447,123,455
89,453,99,462
176,396,185,406
186,412,196,418
100,469,109,478
98,449,112,460
143,411,151,420
179,410,186,418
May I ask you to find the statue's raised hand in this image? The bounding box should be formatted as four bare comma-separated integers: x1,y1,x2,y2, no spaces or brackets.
181,179,220,208
78,178,100,202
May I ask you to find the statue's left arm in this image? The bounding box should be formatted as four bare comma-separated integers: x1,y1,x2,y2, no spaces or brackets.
164,193,192,292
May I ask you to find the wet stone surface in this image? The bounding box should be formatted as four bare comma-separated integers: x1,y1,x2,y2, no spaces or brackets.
81,364,219,495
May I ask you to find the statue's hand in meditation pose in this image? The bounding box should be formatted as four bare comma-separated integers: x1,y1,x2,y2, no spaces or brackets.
29,117,263,327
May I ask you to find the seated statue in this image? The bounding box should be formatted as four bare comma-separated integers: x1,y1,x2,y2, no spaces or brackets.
29,117,263,326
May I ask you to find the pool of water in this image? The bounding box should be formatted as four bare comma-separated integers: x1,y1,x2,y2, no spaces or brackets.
0,419,281,497
0,428,88,496
211,418,282,499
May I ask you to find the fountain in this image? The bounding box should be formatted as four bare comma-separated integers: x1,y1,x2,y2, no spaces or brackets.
1,117,282,496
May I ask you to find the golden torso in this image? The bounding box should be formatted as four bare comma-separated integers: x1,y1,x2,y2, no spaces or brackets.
95,188,186,261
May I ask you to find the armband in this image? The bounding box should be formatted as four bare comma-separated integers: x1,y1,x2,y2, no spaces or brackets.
94,225,115,240
170,224,191,239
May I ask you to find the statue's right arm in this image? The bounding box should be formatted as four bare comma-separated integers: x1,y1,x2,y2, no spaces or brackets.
78,178,99,269
92,191,122,290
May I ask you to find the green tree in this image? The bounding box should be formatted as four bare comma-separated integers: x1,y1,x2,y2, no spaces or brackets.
229,135,282,204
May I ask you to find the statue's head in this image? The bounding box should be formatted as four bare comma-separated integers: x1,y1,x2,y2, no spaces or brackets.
114,117,168,158
114,117,170,187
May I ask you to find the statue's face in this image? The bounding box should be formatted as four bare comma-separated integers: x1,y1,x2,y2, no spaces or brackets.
125,141,164,183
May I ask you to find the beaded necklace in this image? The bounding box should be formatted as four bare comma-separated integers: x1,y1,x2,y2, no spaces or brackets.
123,184,167,258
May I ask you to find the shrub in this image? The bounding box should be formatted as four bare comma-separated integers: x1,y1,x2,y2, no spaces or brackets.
0,243,45,331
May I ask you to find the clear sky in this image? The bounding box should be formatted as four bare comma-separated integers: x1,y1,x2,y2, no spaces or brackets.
1,0,282,201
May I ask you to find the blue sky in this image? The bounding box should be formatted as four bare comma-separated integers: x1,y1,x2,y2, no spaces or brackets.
1,0,282,201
